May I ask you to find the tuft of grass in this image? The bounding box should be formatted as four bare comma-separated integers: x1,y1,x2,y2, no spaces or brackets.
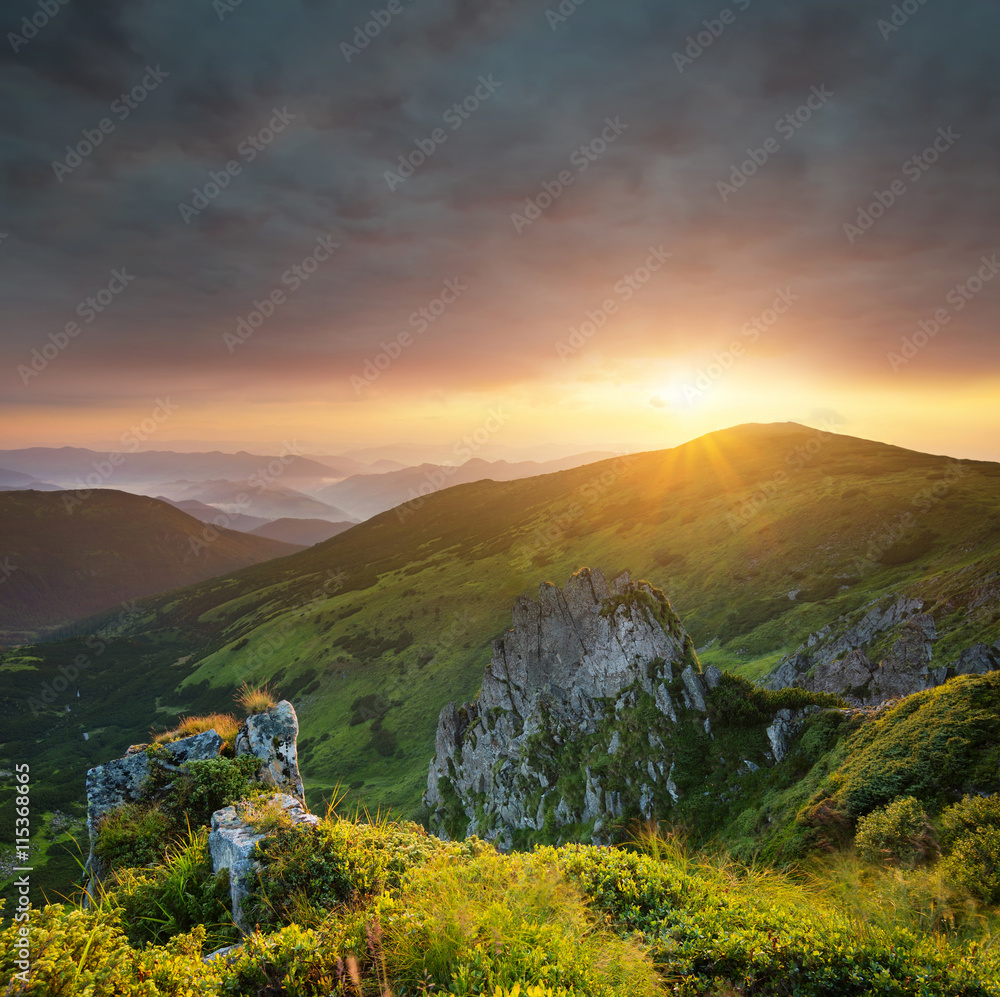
153,711,241,747
235,681,277,715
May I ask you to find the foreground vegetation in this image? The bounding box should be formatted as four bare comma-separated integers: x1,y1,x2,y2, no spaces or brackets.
4,809,1000,996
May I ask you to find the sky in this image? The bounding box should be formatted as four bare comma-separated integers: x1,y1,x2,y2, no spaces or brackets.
1,0,999,462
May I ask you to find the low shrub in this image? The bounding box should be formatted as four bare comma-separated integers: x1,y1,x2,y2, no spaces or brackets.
167,755,262,827
93,802,172,870
855,796,939,868
939,794,1000,904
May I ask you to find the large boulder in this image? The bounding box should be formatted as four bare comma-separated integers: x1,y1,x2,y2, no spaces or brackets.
762,595,997,704
235,700,305,801
85,730,223,841
84,700,307,888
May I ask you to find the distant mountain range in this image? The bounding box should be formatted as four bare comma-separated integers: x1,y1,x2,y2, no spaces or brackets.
149,478,354,523
0,467,61,491
0,489,301,640
317,452,618,520
0,447,342,491
155,497,273,533
0,446,614,526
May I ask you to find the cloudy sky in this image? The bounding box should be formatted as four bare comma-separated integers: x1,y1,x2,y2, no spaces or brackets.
2,0,998,460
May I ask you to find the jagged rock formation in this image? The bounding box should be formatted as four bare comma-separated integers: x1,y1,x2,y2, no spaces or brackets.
763,595,1000,703
426,568,802,849
209,793,318,934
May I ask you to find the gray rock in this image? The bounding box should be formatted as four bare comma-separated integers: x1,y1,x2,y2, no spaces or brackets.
951,643,1000,676
681,665,708,713
426,568,692,843
209,793,318,934
235,700,305,801
86,730,223,842
704,664,722,689
766,708,806,763
761,596,946,705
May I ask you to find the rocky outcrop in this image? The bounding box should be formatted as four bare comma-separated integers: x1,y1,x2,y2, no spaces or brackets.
86,730,223,842
762,595,1000,704
85,700,307,886
425,568,779,848
209,793,318,934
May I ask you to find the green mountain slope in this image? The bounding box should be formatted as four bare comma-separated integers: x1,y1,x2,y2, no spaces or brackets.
3,423,1000,828
0,489,301,640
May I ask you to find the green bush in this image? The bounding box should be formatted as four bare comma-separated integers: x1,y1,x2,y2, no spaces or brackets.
93,802,172,870
855,796,939,868
939,792,1000,848
833,674,1000,816
166,754,262,826
939,794,1000,904
250,814,455,930
941,826,1000,905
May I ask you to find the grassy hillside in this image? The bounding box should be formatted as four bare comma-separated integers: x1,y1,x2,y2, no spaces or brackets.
3,423,1000,829
0,489,300,641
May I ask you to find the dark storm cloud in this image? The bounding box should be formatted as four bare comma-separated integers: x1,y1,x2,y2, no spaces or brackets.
2,0,999,407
